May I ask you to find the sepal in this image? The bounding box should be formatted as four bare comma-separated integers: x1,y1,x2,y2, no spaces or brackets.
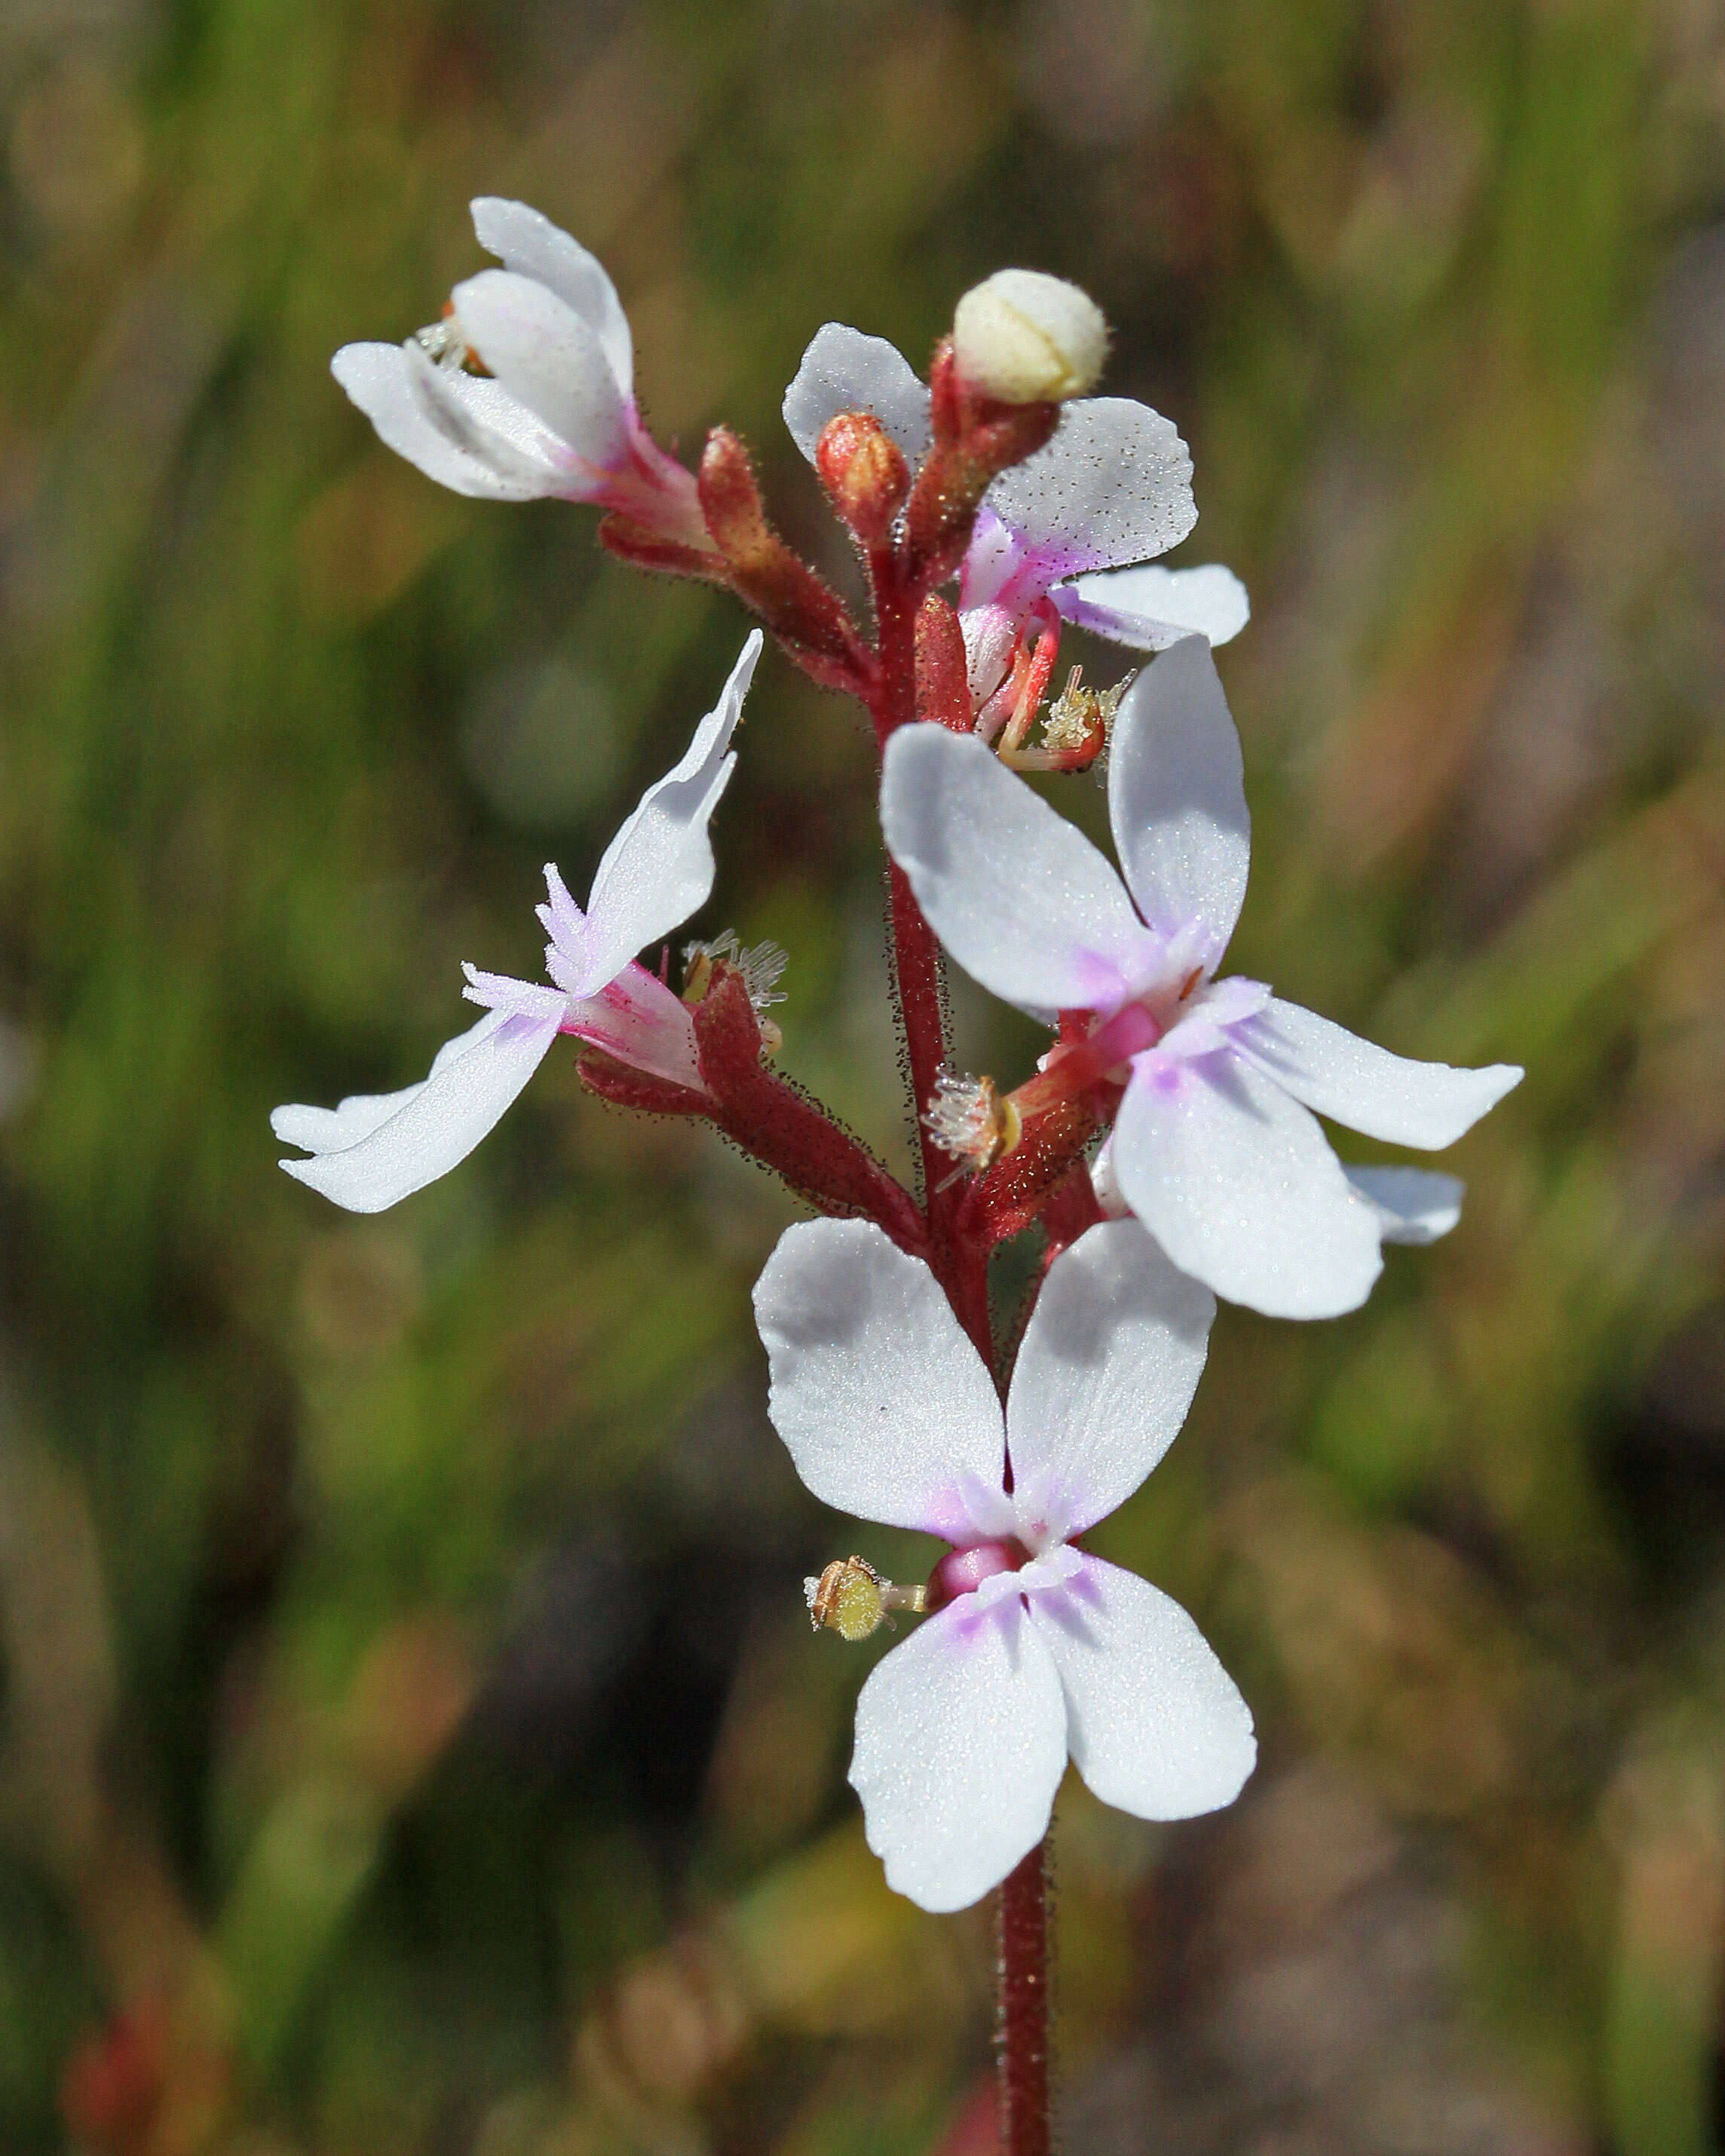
698,428,869,689
914,596,973,733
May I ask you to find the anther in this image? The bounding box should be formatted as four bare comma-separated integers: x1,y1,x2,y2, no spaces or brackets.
682,932,789,1049
923,1070,1022,1181
804,1556,927,1641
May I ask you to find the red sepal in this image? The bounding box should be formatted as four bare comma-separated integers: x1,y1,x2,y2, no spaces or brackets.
902,402,1059,593
698,429,872,693
577,1049,712,1117
914,595,973,733
694,970,928,1257
598,513,730,583
971,1097,1099,1246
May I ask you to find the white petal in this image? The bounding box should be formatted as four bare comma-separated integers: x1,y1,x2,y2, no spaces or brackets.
1236,1000,1524,1150
274,1003,562,1214
1053,562,1250,651
1108,636,1250,957
881,724,1157,1018
1031,1557,1255,1821
470,197,633,393
1344,1165,1463,1245
558,967,703,1091
404,346,579,490
450,269,629,469
573,635,762,992
1006,1221,1215,1545
271,1010,499,1153
850,1597,1067,1913
331,343,550,500
985,398,1195,583
752,1220,1007,1542
1111,1051,1383,1318
781,323,932,465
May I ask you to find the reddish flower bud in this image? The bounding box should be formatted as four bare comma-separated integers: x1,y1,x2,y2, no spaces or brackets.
697,428,869,688
814,412,912,544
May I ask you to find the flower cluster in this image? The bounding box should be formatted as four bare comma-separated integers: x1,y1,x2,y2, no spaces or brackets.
278,203,1522,1931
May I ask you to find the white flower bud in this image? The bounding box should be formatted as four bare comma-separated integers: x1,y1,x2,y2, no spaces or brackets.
951,269,1108,403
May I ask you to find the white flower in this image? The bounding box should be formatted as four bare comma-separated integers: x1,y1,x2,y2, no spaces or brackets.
780,323,1248,718
332,198,708,545
754,1215,1254,1913
951,268,1108,403
881,635,1522,1318
273,634,761,1212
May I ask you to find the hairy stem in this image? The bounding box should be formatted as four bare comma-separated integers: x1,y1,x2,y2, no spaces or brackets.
997,1837,1052,2156
870,548,993,1361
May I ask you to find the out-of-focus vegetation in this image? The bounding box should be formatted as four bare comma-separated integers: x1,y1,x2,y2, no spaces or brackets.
3,0,1725,2149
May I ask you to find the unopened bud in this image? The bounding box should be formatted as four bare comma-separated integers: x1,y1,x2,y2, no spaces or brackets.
952,269,1108,404
815,413,910,544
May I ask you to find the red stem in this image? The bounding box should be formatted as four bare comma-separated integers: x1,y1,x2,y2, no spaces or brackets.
869,546,993,1363
997,1839,1052,2156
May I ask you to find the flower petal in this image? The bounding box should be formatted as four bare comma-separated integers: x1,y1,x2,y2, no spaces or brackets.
782,324,932,465
274,1001,562,1213
1236,999,1524,1149
850,1597,1067,1913
573,633,763,993
1344,1165,1463,1245
881,724,1157,1018
985,397,1195,583
331,343,552,500
559,966,703,1090
1006,1221,1215,1545
1108,635,1250,958
752,1220,1007,1541
470,196,633,393
450,269,630,469
1111,1051,1384,1317
1053,562,1249,651
1030,1556,1255,1820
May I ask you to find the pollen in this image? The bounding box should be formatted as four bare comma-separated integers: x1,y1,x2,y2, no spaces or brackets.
923,1069,1022,1179
805,1556,927,1641
414,306,486,375
683,930,788,1016
999,666,1132,775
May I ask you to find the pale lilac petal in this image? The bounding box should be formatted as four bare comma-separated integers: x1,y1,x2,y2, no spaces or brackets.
573,634,763,993
271,1010,502,1153
1344,1165,1464,1245
752,1220,1007,1542
411,349,589,487
782,324,932,465
274,1003,562,1214
1157,974,1272,1061
470,197,633,392
1236,1000,1524,1149
451,269,629,470
560,966,703,1091
961,601,1019,711
331,343,551,500
1030,1557,1255,1820
850,1597,1067,1913
1108,636,1250,957
1053,562,1249,651
1111,1051,1383,1318
985,398,1195,583
881,724,1157,1018
1006,1221,1215,1546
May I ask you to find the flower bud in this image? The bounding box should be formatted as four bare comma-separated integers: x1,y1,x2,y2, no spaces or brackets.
815,412,910,544
951,269,1108,404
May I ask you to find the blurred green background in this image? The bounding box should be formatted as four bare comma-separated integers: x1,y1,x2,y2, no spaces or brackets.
4,0,1725,2149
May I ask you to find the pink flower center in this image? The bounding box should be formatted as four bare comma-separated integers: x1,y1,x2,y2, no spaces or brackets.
924,1538,1031,1612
